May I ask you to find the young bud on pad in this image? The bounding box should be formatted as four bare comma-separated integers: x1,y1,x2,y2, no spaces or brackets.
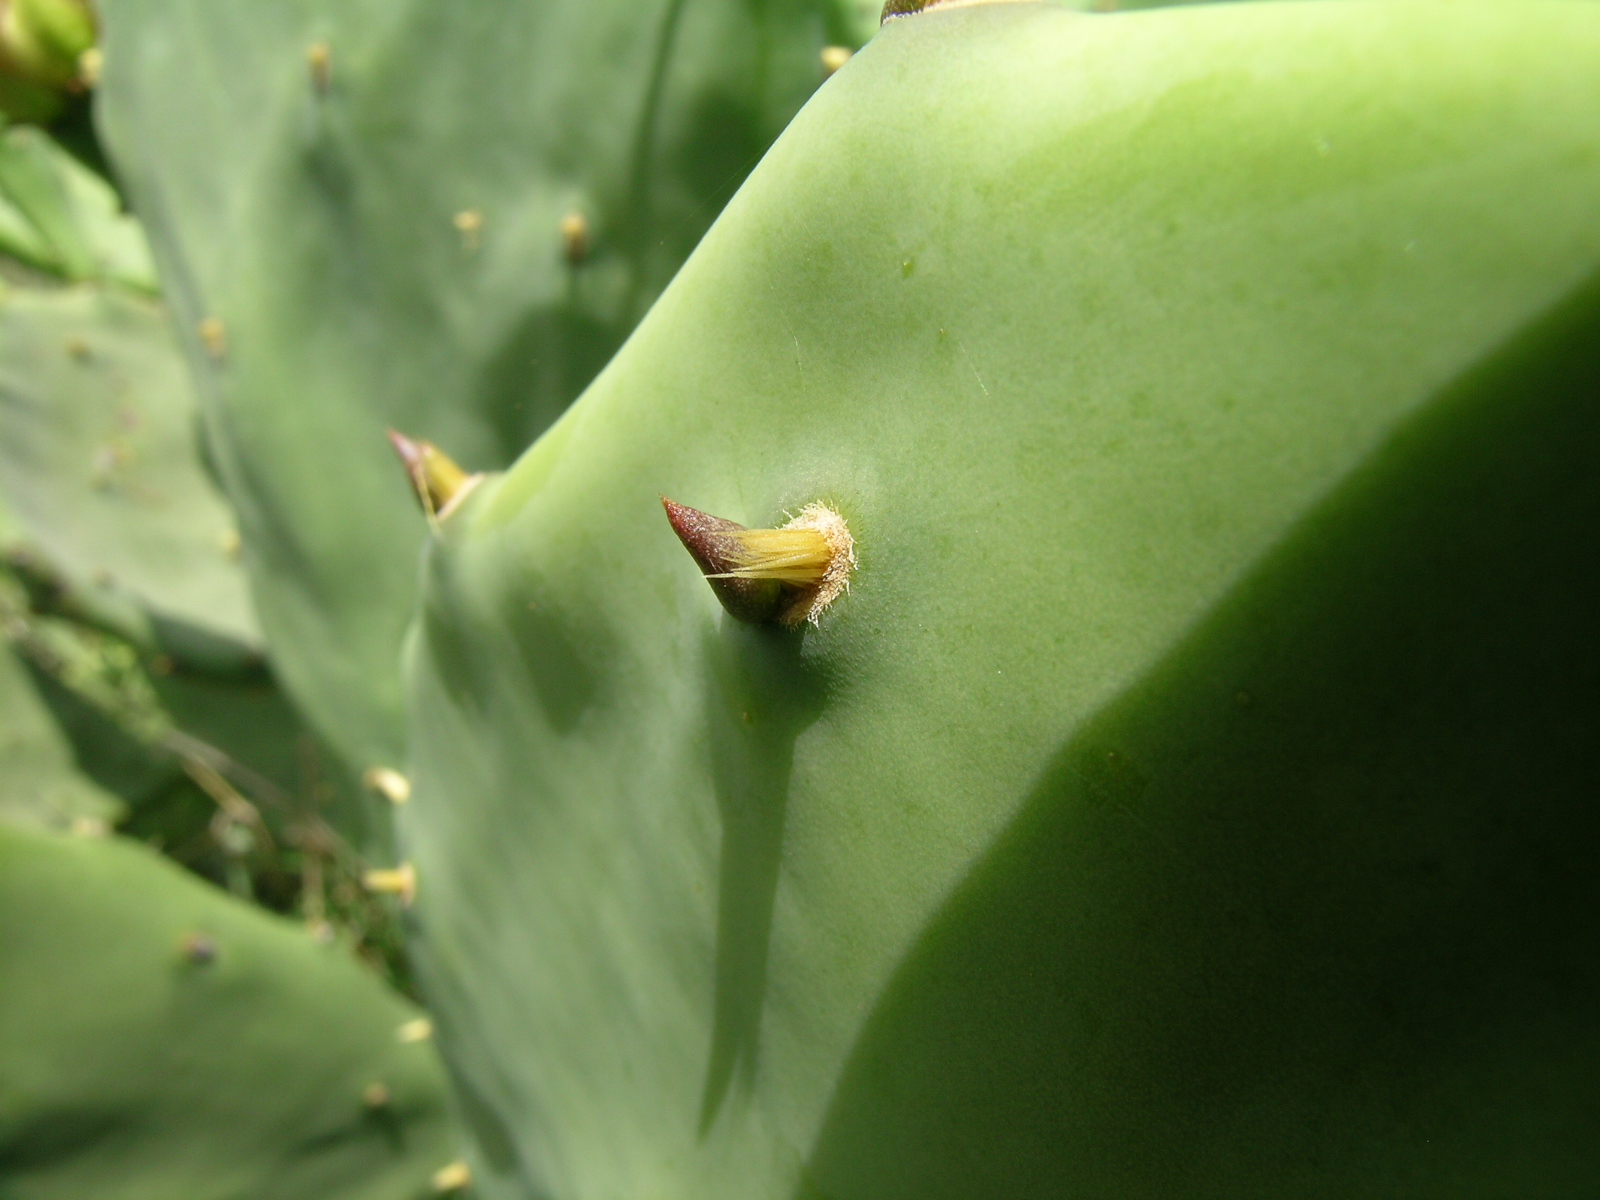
663,498,855,627
388,431,481,524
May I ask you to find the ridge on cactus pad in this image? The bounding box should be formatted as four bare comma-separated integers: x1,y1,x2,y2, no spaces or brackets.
399,2,1600,1197
95,0,875,775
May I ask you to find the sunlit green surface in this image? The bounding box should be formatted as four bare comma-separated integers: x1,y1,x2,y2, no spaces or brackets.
403,3,1600,1196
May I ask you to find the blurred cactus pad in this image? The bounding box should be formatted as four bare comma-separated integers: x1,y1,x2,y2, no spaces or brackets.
387,1,1600,1197
95,0,874,774
0,823,457,1199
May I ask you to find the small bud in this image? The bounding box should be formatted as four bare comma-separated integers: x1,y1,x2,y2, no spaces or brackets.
198,317,227,361
78,47,102,87
560,210,589,265
397,1016,434,1043
307,41,331,93
218,529,242,559
820,45,852,75
662,498,855,627
362,1081,391,1109
180,932,218,964
363,765,411,805
387,430,482,524
363,862,417,906
432,1161,472,1193
453,208,483,252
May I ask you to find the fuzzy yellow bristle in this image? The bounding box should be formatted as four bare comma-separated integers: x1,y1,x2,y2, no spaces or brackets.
363,862,417,906
432,1161,472,1192
397,1017,434,1043
707,527,833,585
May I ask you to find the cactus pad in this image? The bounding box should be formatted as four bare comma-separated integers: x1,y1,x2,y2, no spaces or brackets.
0,823,459,1199
401,3,1600,1196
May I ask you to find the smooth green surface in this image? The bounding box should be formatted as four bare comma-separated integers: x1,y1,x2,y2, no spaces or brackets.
0,823,458,1199
0,285,257,650
401,3,1600,1197
0,641,120,829
96,0,867,771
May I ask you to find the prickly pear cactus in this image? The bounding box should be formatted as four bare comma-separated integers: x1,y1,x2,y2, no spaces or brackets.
0,823,459,1199
399,2,1600,1196
95,0,870,774
0,286,256,651
0,124,387,874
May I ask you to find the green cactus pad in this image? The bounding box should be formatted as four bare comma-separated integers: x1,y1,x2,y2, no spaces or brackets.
0,823,459,1199
401,2,1600,1196
0,641,121,830
0,285,257,653
96,0,869,771
0,121,156,290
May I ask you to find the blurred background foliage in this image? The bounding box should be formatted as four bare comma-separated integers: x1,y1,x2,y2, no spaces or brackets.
0,120,404,984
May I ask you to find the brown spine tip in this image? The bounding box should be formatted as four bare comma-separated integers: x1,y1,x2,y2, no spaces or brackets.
387,430,481,524
180,932,218,964
881,0,930,19
882,0,1024,20
663,497,855,627
663,499,784,624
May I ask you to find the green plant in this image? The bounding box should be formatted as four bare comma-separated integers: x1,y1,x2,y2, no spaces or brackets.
96,0,872,779
2,0,1597,1197
0,821,459,1199
388,2,1600,1196
0,117,406,975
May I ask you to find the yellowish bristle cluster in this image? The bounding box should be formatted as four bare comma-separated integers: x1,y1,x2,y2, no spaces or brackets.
704,502,856,626
708,528,833,585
